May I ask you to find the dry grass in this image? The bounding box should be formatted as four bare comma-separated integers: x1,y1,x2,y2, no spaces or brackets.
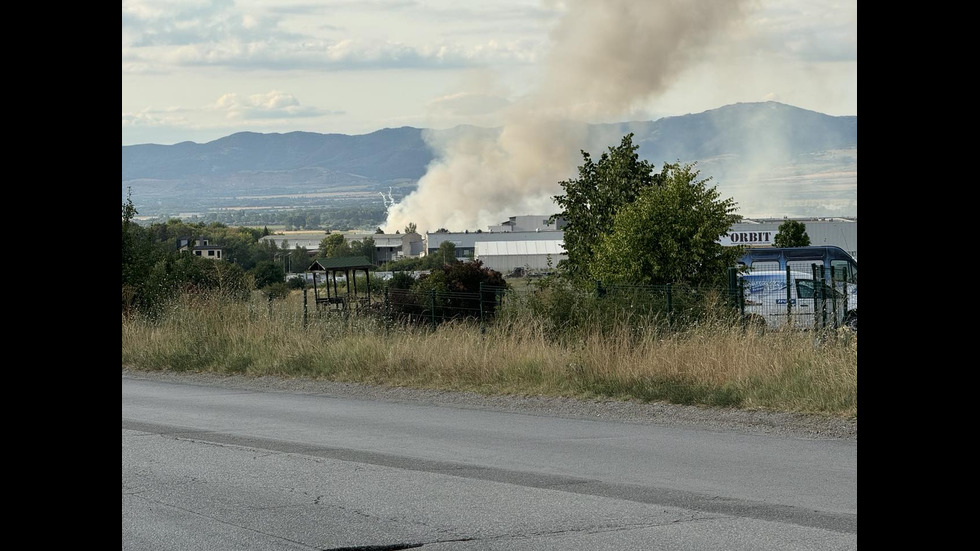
122,289,857,418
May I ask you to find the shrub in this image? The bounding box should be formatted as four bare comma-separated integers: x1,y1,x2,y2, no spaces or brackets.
264,282,290,300
287,275,308,290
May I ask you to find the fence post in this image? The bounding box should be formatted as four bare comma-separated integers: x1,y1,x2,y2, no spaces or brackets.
384,287,390,335
819,264,827,329
811,264,822,330
595,280,605,298
738,277,746,319
303,287,308,328
830,265,839,329
430,289,436,331
839,266,849,325
785,265,792,320
666,283,673,325
479,282,486,335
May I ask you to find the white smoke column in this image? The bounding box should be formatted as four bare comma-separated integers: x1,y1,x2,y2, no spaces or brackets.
384,0,751,233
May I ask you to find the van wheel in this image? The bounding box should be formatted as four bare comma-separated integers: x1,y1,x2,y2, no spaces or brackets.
844,312,857,332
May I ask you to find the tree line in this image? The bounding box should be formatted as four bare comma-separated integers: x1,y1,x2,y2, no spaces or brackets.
121,191,499,317
135,205,388,231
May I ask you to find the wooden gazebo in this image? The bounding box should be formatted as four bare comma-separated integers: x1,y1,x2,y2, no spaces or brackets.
306,256,375,311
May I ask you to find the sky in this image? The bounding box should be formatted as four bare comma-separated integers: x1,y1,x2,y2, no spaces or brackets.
122,0,857,231
122,0,856,147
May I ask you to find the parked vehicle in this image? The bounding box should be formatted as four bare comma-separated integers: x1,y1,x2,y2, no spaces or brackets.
736,246,857,331
738,270,857,331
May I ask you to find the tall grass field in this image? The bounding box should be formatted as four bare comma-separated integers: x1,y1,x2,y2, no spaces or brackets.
121,288,857,419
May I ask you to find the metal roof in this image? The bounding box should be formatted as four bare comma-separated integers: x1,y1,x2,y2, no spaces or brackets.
307,256,374,271
475,240,565,256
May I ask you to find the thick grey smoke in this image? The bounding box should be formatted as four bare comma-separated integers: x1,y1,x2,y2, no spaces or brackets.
384,0,751,233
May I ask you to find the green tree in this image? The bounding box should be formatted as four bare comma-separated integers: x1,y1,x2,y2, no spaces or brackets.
404,222,418,234
772,220,811,247
251,260,285,289
288,246,310,273
319,233,350,258
122,188,154,312
387,271,417,290
428,240,457,268
250,238,282,271
349,236,376,263
122,187,137,225
122,187,140,281
589,162,743,287
551,133,663,279
287,275,308,290
381,256,425,272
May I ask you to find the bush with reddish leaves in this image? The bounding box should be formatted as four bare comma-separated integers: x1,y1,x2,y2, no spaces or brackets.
387,260,508,324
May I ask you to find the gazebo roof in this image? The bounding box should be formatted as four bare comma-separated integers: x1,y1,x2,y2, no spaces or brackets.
306,256,374,271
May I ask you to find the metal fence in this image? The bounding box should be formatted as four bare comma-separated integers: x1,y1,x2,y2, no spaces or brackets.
303,266,857,333
733,264,857,332
381,285,507,330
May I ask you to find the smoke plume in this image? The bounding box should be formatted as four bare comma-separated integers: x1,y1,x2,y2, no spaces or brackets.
384,0,750,233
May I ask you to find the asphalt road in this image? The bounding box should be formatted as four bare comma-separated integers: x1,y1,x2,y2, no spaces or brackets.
122,374,857,550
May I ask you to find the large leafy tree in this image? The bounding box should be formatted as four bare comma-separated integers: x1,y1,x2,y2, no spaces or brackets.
288,246,310,273
432,240,457,267
122,189,157,310
772,219,811,247
319,233,350,258
551,133,663,279
589,162,743,287
349,236,376,263
251,260,285,289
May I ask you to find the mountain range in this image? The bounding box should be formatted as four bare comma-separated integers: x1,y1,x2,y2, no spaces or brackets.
122,101,857,219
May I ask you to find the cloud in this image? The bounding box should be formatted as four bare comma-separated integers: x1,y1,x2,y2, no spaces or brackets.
125,37,538,73
122,0,544,74
122,90,342,142
122,0,292,48
210,90,336,120
122,107,193,128
743,0,857,63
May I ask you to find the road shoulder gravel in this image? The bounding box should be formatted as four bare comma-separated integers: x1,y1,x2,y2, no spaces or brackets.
122,368,856,441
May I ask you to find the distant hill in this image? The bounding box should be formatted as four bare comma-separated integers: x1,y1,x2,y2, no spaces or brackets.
122,101,856,218
122,126,433,182
605,101,856,162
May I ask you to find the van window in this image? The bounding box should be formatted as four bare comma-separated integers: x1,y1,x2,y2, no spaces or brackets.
796,279,844,300
787,260,821,275
748,261,780,272
830,259,857,284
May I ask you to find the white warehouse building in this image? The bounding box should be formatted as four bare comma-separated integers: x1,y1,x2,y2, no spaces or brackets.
474,240,566,273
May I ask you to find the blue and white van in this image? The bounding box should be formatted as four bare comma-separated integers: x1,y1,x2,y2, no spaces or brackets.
737,246,858,331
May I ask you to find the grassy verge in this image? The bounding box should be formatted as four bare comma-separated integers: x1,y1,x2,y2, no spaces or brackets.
121,290,857,418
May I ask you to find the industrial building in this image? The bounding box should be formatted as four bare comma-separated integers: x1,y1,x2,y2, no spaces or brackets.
258,231,423,265
474,240,566,274
430,216,856,274
259,216,857,275
723,217,857,260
